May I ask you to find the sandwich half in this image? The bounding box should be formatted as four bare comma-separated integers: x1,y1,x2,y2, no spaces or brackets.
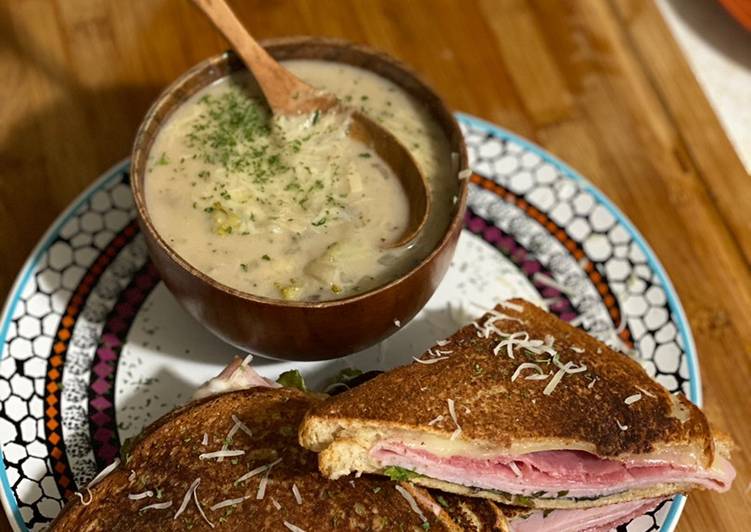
299,298,735,510
51,363,504,531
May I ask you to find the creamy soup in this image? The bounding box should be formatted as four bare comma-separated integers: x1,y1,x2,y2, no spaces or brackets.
145,60,457,301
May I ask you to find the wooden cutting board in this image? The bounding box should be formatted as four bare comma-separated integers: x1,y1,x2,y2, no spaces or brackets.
0,1,748,530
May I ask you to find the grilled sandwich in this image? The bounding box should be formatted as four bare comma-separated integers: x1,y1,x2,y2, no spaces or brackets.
51,364,504,530
299,299,735,511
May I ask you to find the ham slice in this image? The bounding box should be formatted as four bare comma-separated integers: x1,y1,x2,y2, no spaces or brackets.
193,355,280,399
372,441,735,499
509,497,667,532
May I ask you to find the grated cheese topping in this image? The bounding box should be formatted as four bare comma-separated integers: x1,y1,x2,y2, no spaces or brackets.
218,420,242,462
236,464,268,483
256,467,272,500
271,497,282,510
478,306,589,396
128,470,136,482
210,495,249,511
616,419,629,431
436,339,450,347
499,300,524,312
478,310,522,339
413,356,449,364
201,433,209,446
174,478,201,520
199,449,245,460
395,485,428,524
394,319,401,327
284,521,307,532
292,483,303,505
140,500,173,512
511,362,544,382
231,414,253,438
494,331,529,359
128,490,153,501
427,415,444,426
625,393,642,405
447,399,461,440
88,458,121,488
237,457,282,485
75,488,93,506
636,386,656,398
543,361,586,396
193,486,214,528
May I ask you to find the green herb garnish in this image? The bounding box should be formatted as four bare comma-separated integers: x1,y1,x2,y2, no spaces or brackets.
120,437,136,465
276,369,307,391
330,368,363,386
383,466,419,481
514,495,533,506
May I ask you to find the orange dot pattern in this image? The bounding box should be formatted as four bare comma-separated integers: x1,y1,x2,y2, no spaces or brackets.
44,221,138,500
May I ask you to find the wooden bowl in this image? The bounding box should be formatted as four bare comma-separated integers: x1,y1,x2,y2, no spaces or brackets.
131,37,468,361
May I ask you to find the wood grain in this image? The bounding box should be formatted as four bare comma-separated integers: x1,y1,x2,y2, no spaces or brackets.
0,1,748,531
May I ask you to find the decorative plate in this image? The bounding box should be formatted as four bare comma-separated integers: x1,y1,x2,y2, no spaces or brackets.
0,114,697,531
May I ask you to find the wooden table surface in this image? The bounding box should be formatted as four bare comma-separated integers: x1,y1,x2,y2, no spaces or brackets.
1,1,749,530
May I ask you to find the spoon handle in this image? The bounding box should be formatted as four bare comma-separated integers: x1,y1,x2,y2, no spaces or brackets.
192,0,315,114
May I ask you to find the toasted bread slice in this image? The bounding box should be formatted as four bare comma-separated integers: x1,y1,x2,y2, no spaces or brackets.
51,387,505,531
300,299,733,508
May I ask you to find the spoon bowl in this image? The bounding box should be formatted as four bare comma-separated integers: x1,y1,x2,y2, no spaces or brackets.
192,0,430,248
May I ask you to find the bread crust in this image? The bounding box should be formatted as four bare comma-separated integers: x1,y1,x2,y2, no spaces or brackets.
302,299,714,463
51,388,496,531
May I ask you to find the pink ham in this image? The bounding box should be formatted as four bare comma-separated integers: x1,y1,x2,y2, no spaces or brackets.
509,498,667,532
372,441,735,499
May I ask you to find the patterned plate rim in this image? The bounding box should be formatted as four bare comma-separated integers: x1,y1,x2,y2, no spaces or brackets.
0,112,699,530
0,158,130,531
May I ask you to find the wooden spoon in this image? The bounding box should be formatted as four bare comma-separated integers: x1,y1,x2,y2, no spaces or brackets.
192,0,430,248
